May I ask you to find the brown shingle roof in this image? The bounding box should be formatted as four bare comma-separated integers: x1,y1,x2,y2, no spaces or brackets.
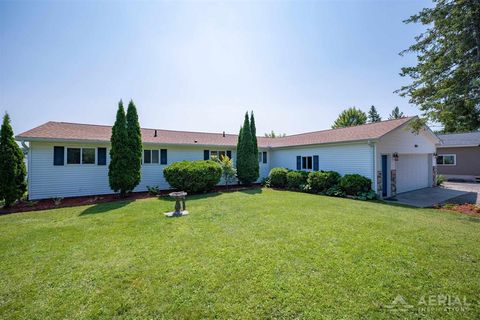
16,117,414,148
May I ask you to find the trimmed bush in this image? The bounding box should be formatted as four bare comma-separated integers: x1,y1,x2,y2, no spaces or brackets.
287,171,308,190
340,174,372,196
268,167,289,188
308,171,341,193
163,160,221,193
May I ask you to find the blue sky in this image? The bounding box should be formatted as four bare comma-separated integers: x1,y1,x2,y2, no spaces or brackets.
0,0,432,136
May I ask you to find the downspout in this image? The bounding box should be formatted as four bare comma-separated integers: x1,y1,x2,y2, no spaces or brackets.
368,140,376,192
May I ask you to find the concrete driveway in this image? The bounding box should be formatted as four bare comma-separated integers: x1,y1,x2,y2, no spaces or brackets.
385,183,479,208
442,182,480,205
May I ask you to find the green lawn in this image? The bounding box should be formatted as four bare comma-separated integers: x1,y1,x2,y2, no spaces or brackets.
1,189,479,319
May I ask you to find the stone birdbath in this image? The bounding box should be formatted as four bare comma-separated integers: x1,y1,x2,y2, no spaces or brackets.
164,191,189,217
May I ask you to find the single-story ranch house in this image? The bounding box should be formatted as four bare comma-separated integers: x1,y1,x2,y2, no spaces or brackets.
437,131,480,182
16,116,440,200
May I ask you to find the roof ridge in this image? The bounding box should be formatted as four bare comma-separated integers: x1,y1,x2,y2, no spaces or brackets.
278,116,414,138
438,131,480,136
49,121,262,138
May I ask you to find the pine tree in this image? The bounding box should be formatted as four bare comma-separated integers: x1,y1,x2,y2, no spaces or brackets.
398,0,480,132
109,101,130,197
0,113,27,207
126,100,142,190
236,112,257,184
388,106,405,120
367,105,382,123
250,111,259,181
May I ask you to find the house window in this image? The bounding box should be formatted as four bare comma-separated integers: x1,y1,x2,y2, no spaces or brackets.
152,150,159,164
144,150,159,164
302,156,313,170
97,148,107,165
208,150,231,160
67,148,81,164
81,148,95,164
53,146,64,166
160,149,167,165
262,151,267,164
437,154,456,165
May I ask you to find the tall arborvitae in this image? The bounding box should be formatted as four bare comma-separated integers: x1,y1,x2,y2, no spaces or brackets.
0,113,27,207
109,101,130,197
126,100,142,190
250,111,259,181
236,112,257,184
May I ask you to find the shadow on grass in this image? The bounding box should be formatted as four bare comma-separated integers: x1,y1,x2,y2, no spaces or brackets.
239,188,263,195
80,200,134,216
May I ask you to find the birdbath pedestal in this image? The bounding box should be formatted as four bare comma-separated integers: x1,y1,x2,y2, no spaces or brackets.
164,191,189,217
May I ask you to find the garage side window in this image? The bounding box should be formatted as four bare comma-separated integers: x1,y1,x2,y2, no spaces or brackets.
436,154,456,165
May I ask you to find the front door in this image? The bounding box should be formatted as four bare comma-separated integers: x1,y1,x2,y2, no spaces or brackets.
381,155,388,197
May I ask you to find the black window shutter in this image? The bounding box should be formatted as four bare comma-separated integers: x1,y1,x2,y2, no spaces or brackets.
160,149,167,165
204,150,210,160
313,155,319,171
296,156,301,170
226,150,232,159
263,151,267,163
97,148,107,165
53,146,64,166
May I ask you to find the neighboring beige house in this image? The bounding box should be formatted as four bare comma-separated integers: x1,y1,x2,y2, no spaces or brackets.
437,132,480,182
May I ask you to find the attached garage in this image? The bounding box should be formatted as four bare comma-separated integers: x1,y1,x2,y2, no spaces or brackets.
396,154,430,193
375,119,439,198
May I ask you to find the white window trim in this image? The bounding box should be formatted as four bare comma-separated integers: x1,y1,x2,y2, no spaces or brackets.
437,154,456,166
143,149,160,165
301,156,313,171
65,147,97,166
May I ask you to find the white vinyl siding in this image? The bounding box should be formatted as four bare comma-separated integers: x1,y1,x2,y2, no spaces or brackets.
269,142,374,182
27,142,240,200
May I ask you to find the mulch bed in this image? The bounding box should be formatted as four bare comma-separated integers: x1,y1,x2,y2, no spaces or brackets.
0,184,261,215
440,203,480,217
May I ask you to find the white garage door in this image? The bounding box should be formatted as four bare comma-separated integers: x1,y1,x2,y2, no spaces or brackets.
396,154,429,194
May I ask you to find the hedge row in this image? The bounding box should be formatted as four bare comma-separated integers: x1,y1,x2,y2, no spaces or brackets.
267,168,376,200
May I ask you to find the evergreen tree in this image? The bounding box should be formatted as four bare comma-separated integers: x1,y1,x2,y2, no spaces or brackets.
388,106,405,120
236,112,257,184
126,100,142,190
0,113,27,207
367,105,382,123
250,111,259,181
398,0,480,133
332,107,367,129
109,101,130,197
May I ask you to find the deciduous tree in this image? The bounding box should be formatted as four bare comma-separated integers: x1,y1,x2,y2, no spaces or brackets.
332,107,367,129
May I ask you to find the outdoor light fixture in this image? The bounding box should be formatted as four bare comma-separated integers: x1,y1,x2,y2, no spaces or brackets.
393,152,399,161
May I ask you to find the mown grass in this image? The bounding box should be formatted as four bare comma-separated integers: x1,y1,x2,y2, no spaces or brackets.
0,189,479,319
